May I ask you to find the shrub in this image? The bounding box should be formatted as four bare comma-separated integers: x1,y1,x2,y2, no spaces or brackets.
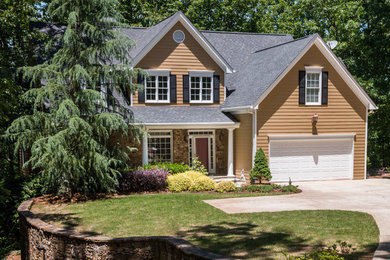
140,162,190,175
118,169,169,193
285,241,354,260
189,175,216,192
215,181,237,192
190,157,208,175
281,184,298,193
249,148,272,184
167,174,192,192
167,171,216,192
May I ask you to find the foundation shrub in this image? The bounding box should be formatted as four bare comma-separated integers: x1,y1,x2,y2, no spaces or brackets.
215,181,237,192
167,174,192,192
118,169,169,193
167,171,216,192
189,176,216,192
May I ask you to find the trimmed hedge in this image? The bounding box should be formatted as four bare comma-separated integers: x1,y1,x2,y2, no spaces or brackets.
118,169,169,193
167,171,216,192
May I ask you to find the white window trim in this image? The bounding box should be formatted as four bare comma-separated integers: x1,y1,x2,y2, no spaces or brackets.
145,70,170,103
189,71,214,104
305,66,323,106
188,130,216,174
147,130,173,163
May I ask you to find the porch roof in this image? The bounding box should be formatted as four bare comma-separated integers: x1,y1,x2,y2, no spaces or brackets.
130,106,239,127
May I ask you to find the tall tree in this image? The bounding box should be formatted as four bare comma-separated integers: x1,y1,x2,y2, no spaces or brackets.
358,0,390,169
5,0,143,196
0,0,43,256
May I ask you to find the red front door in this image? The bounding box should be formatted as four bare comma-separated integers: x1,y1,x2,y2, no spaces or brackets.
195,138,209,171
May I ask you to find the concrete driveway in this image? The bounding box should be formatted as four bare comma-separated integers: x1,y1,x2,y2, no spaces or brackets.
204,179,390,259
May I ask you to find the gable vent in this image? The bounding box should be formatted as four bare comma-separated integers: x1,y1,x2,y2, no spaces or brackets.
173,30,185,43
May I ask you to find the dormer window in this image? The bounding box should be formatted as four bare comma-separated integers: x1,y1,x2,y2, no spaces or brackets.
305,66,323,105
145,70,170,103
189,71,213,103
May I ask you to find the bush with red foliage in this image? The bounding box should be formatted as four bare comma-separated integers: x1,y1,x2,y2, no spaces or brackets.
118,169,169,193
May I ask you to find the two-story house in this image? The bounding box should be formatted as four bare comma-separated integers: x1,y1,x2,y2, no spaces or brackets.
118,11,376,183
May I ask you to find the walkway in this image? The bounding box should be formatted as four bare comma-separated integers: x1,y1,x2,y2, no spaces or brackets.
205,179,390,259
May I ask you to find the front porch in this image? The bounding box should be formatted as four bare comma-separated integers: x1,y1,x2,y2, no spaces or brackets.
141,128,236,177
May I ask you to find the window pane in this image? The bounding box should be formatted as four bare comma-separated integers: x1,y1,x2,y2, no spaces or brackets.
306,73,320,103
307,88,319,103
158,76,168,101
146,76,156,101
148,135,172,163
202,77,212,101
190,76,200,101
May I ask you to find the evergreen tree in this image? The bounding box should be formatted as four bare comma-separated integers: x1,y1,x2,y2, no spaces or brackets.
250,148,272,184
5,0,143,196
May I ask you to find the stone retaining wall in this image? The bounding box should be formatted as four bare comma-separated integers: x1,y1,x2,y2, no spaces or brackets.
18,200,232,260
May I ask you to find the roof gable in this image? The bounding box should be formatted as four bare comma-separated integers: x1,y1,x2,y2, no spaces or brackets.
222,34,376,111
130,12,233,73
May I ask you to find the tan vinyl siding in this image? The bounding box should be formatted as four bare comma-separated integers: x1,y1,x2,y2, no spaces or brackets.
233,113,253,180
133,22,224,106
257,45,367,179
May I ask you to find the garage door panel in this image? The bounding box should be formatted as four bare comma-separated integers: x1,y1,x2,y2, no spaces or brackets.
269,137,353,182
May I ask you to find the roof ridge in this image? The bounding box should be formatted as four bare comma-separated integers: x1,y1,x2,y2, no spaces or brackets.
200,30,290,36
253,34,317,54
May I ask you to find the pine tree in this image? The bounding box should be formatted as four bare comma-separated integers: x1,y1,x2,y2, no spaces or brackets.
5,0,144,196
250,148,272,184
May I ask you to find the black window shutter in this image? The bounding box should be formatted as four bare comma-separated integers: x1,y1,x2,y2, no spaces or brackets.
322,71,328,105
299,70,306,104
183,75,189,103
120,84,131,105
213,75,220,103
170,74,177,103
137,75,145,103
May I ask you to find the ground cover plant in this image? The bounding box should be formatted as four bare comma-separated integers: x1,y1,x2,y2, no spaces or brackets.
32,193,379,259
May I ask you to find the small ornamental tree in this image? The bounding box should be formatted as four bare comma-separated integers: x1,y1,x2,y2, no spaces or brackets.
249,148,272,184
5,0,144,197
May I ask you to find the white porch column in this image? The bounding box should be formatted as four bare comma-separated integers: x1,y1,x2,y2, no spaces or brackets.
142,132,148,166
252,108,258,167
227,128,234,177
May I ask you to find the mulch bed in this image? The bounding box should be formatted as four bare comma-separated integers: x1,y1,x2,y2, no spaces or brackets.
368,173,390,179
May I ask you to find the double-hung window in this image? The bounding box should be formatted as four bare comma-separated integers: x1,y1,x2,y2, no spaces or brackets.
189,71,213,103
305,66,322,105
145,70,170,103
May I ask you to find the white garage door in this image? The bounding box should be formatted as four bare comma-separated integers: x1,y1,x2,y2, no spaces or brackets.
269,135,354,182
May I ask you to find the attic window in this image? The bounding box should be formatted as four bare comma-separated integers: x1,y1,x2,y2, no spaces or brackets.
173,30,185,43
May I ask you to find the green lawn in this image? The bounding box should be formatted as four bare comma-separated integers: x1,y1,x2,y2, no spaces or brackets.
32,193,379,259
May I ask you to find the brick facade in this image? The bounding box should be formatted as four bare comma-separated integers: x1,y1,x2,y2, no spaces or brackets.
173,129,189,164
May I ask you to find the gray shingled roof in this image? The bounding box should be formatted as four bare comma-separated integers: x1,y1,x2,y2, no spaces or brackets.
124,14,176,60
221,35,317,109
201,31,293,72
130,106,238,125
